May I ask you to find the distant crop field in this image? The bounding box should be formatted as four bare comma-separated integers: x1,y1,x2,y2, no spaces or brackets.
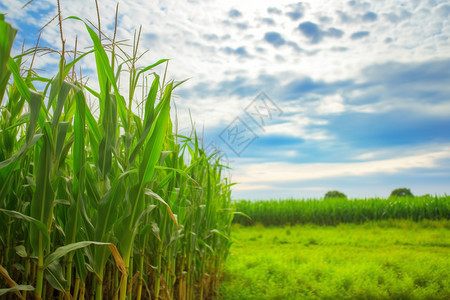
219,220,450,299
233,196,450,226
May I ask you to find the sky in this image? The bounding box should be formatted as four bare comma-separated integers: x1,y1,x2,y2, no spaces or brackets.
1,0,450,199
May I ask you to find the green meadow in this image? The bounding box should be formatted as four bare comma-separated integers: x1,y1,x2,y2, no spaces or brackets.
219,220,450,300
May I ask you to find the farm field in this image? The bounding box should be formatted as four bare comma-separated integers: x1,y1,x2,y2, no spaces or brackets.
219,220,450,299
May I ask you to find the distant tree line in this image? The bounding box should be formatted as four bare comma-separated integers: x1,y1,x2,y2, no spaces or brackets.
324,188,414,199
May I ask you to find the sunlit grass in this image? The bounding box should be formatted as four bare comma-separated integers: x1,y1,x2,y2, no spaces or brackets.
220,220,450,299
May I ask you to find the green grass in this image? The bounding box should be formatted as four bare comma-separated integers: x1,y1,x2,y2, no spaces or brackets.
233,196,450,226
219,220,450,299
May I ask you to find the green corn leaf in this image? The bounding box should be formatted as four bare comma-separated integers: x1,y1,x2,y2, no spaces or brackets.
0,132,42,202
51,81,73,131
154,165,199,186
63,49,95,75
55,133,74,171
0,209,50,248
144,189,178,226
45,241,114,268
30,132,55,254
0,14,17,104
93,178,125,276
85,105,100,164
128,75,160,165
133,59,168,88
139,82,173,185
47,72,62,112
95,178,125,242
136,59,168,78
85,164,100,206
68,16,128,129
0,133,42,176
97,136,111,180
65,89,86,250
42,121,56,157
173,77,190,90
144,74,159,126
133,113,143,137
26,90,42,143
55,122,71,161
44,260,67,291
83,84,100,99
97,88,115,179
0,285,35,296
7,58,30,101
72,89,86,185
126,183,143,232
63,89,78,122
73,247,87,281
10,95,26,121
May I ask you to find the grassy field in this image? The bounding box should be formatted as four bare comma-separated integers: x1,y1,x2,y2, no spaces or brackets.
219,220,450,299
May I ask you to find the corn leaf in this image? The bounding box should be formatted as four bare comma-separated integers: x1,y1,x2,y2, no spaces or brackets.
51,81,72,131
0,209,49,248
7,58,30,101
29,132,55,254
0,14,17,104
139,82,172,185
128,74,159,165
0,285,35,296
44,261,67,292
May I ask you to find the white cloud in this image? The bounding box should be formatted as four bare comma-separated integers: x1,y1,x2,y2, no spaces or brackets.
316,94,346,114
233,184,274,191
233,145,450,187
262,113,329,139
4,0,448,80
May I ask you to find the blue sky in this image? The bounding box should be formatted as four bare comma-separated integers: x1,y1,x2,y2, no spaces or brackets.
1,0,450,199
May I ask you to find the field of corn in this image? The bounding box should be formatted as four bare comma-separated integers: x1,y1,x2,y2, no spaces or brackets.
0,11,234,300
233,195,450,226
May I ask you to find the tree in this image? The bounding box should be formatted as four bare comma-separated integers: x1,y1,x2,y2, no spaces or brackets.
390,188,413,197
324,190,347,199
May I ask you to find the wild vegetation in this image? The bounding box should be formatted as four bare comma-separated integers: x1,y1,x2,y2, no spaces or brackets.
219,220,450,299
233,195,450,226
0,10,233,300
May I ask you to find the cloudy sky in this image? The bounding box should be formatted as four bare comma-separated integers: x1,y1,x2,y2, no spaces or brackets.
2,0,450,199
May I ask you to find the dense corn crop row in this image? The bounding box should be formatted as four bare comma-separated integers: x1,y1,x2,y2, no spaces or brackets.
233,196,450,226
0,14,233,299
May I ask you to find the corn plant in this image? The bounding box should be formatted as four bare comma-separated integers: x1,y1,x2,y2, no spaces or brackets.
0,9,234,300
